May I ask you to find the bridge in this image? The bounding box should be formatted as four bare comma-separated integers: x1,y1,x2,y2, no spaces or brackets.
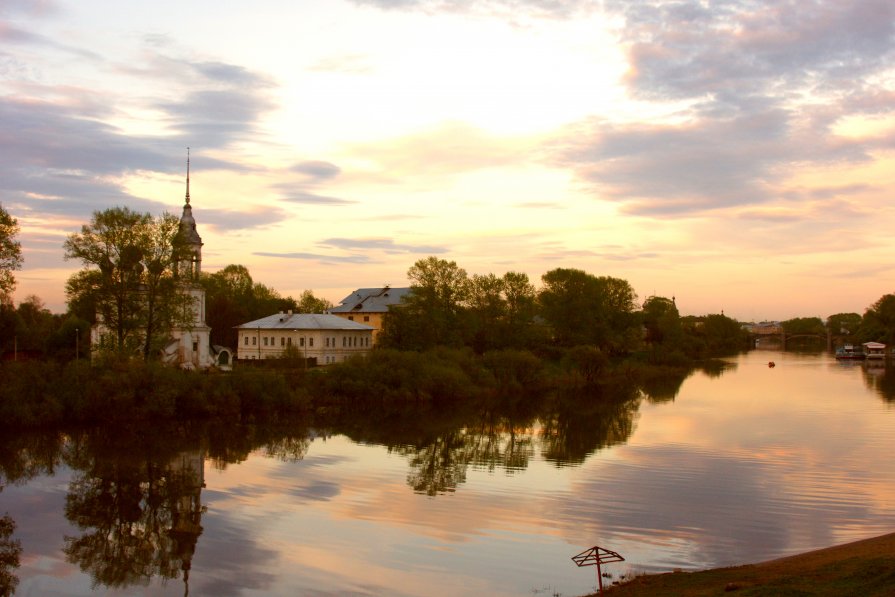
750,329,833,351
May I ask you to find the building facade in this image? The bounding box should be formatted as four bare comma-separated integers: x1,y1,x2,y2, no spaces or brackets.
328,286,411,344
236,312,374,365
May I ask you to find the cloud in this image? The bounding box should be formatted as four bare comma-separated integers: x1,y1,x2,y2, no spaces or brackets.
290,161,342,181
346,0,593,19
254,251,374,264
319,237,447,253
278,191,356,206
198,207,290,232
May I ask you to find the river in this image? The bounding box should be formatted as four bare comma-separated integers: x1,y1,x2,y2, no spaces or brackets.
1,349,893,596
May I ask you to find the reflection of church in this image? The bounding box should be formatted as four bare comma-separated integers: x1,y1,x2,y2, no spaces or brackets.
166,448,206,596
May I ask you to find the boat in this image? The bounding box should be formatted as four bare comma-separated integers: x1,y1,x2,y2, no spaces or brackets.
862,342,887,360
835,344,866,360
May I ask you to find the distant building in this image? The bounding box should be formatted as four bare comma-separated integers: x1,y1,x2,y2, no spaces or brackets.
745,321,783,335
236,312,374,365
328,286,411,344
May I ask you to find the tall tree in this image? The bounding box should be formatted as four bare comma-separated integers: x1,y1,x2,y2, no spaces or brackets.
538,268,639,353
859,294,895,346
63,207,190,359
0,203,23,301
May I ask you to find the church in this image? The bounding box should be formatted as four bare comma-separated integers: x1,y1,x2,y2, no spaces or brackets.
89,156,231,369
159,157,231,369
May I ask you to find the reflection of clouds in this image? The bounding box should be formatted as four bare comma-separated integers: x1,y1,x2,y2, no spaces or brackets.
189,515,279,596
555,444,881,570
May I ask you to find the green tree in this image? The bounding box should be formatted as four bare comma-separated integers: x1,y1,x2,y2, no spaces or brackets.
63,207,190,360
781,317,825,336
381,257,470,350
538,268,639,354
296,289,332,314
826,312,862,336
0,204,23,301
641,295,684,357
858,294,895,346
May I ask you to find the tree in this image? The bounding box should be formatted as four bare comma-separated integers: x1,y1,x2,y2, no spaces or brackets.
381,257,470,350
826,312,861,336
296,289,332,314
641,295,683,349
0,204,23,301
538,268,639,353
63,207,191,359
858,294,895,346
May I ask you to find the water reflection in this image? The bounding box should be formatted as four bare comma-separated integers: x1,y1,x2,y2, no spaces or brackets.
861,361,895,402
0,371,687,591
62,428,207,593
0,513,21,596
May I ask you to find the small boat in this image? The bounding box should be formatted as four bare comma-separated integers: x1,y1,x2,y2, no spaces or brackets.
863,342,887,360
835,344,866,360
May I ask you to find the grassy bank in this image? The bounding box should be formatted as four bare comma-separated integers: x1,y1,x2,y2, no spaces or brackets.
595,532,895,596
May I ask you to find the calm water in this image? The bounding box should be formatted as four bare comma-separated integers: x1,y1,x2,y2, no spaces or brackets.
1,350,894,596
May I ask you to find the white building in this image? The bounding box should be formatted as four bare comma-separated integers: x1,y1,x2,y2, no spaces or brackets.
236,312,374,365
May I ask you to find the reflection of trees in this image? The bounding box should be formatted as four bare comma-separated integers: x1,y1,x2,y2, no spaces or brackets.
0,513,22,597
62,427,206,592
0,431,65,490
540,384,641,465
639,369,690,403
861,363,895,402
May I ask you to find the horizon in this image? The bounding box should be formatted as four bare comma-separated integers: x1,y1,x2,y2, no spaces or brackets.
3,0,895,322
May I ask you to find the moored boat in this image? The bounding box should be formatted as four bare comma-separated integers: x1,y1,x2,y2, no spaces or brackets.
862,341,887,360
835,344,865,360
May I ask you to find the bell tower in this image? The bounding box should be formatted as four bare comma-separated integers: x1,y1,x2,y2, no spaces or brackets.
169,148,213,369
178,149,203,283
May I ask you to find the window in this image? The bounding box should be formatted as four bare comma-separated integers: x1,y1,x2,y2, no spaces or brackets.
287,337,292,346
252,336,257,346
342,337,346,347
309,337,314,347
348,316,354,321
244,336,249,346
364,316,370,322
263,337,268,346
281,337,285,347
300,337,305,347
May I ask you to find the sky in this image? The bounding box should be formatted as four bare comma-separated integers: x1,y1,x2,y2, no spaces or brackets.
2,0,895,321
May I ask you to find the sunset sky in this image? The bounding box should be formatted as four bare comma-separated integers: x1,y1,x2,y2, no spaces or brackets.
3,0,895,320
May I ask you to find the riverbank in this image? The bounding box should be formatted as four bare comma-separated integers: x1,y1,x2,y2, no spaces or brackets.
595,532,895,596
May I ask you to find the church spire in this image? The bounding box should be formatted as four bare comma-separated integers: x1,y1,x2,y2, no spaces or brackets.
185,147,191,206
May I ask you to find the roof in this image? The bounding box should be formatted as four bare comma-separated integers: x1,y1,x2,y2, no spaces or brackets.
328,287,412,314
236,312,375,331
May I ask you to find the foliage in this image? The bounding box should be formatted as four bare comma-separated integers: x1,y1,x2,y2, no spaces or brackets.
827,312,862,336
387,257,470,350
297,289,333,313
681,313,750,357
781,316,826,336
0,203,23,301
202,264,299,348
0,513,21,597
63,207,192,360
858,294,895,346
538,268,639,353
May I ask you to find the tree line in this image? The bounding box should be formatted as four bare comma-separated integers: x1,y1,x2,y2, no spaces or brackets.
3,202,895,362
380,256,749,362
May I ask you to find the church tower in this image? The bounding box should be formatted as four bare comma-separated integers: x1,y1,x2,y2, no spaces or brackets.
167,149,213,369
